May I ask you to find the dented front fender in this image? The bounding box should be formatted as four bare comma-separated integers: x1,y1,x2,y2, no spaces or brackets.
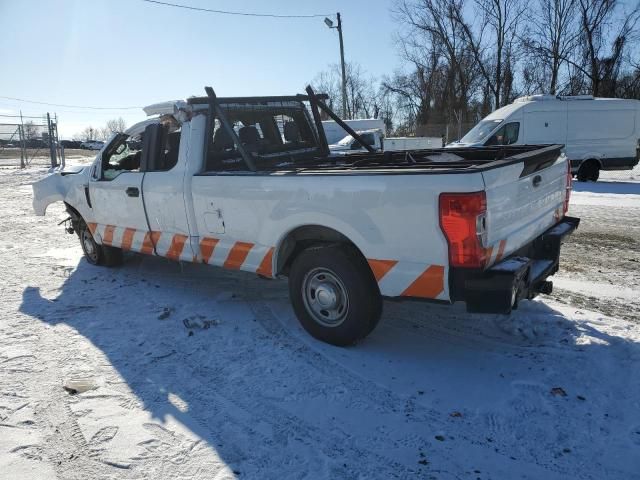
32,166,90,216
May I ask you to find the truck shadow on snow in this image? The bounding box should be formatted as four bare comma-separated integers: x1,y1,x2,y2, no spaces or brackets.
18,253,640,476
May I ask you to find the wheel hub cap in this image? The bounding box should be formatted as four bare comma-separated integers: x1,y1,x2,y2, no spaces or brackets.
316,284,338,309
302,268,349,327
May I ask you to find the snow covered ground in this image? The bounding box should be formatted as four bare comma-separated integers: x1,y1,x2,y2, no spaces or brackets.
1,166,639,479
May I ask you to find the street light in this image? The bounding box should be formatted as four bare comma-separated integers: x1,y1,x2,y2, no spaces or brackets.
324,12,348,119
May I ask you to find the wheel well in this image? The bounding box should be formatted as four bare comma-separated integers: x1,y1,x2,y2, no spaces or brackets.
580,158,602,169
64,202,82,220
275,225,366,276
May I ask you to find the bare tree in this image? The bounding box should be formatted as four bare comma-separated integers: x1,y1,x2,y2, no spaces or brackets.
392,0,481,128
106,117,127,134
562,0,640,95
311,63,383,119
524,0,579,93
451,0,526,109
75,126,98,142
23,121,39,140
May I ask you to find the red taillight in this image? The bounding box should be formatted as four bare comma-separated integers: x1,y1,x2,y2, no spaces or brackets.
563,160,572,215
439,191,487,268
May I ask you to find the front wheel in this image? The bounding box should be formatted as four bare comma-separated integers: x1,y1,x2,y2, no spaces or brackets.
78,220,123,267
288,245,382,346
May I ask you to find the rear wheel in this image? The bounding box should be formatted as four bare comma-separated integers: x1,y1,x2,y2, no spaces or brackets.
577,160,600,182
78,220,123,267
288,244,382,346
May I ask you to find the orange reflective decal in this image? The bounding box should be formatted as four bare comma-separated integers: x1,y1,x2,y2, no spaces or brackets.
141,232,155,255
224,242,254,270
200,237,219,264
367,259,398,282
121,228,136,251
495,240,507,263
166,234,188,261
87,222,97,235
102,225,115,245
256,247,275,277
484,246,493,266
401,265,445,299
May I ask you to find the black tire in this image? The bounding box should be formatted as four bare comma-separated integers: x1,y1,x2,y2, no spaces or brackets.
577,160,600,182
78,220,123,267
288,244,382,346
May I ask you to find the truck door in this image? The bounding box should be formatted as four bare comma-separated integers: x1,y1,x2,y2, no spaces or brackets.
88,132,152,253
138,123,195,262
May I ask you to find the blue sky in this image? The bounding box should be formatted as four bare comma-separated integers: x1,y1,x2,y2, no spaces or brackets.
0,0,401,137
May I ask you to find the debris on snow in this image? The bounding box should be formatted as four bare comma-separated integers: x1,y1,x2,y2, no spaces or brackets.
63,377,98,395
157,307,173,320
551,387,568,397
182,315,219,330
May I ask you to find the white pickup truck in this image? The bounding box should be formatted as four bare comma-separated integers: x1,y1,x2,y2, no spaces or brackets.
33,86,579,346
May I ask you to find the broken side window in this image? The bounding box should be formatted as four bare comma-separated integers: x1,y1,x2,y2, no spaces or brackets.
101,133,143,181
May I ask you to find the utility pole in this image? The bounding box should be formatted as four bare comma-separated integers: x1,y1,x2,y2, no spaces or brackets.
19,111,26,169
337,13,348,119
47,112,57,168
325,12,348,119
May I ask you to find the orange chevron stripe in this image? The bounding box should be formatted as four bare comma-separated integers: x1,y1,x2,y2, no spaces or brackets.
223,241,254,270
121,228,136,251
367,259,398,282
401,265,445,299
495,240,507,263
102,225,115,245
141,232,155,255
256,247,275,277
484,246,494,266
166,234,188,261
200,237,219,264
87,222,97,236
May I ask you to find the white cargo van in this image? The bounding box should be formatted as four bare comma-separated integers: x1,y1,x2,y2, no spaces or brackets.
448,95,640,181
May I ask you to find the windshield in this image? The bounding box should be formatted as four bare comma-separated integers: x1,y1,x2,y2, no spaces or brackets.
458,119,504,144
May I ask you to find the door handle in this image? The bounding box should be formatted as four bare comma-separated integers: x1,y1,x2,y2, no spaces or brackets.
532,175,542,187
125,187,140,197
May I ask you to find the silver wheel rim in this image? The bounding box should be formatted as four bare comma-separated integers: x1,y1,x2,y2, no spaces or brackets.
302,267,349,327
81,228,98,263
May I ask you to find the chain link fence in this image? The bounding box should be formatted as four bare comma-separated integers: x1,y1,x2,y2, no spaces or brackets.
1,116,47,167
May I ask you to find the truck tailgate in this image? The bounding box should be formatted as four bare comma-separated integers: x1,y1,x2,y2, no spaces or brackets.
482,148,567,266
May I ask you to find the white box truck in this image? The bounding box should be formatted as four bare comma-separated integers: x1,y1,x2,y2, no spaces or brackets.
322,118,385,144
447,95,640,181
329,130,442,153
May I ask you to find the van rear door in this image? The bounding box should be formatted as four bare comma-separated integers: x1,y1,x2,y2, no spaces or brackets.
481,146,567,266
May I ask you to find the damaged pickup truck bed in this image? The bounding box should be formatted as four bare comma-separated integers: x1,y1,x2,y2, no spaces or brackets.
32,86,579,346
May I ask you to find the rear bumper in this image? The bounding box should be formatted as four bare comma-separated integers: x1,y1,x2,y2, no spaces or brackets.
453,216,580,314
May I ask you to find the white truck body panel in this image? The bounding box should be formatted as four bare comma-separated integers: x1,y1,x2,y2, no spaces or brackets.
448,95,640,171
385,136,441,151
482,159,566,264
